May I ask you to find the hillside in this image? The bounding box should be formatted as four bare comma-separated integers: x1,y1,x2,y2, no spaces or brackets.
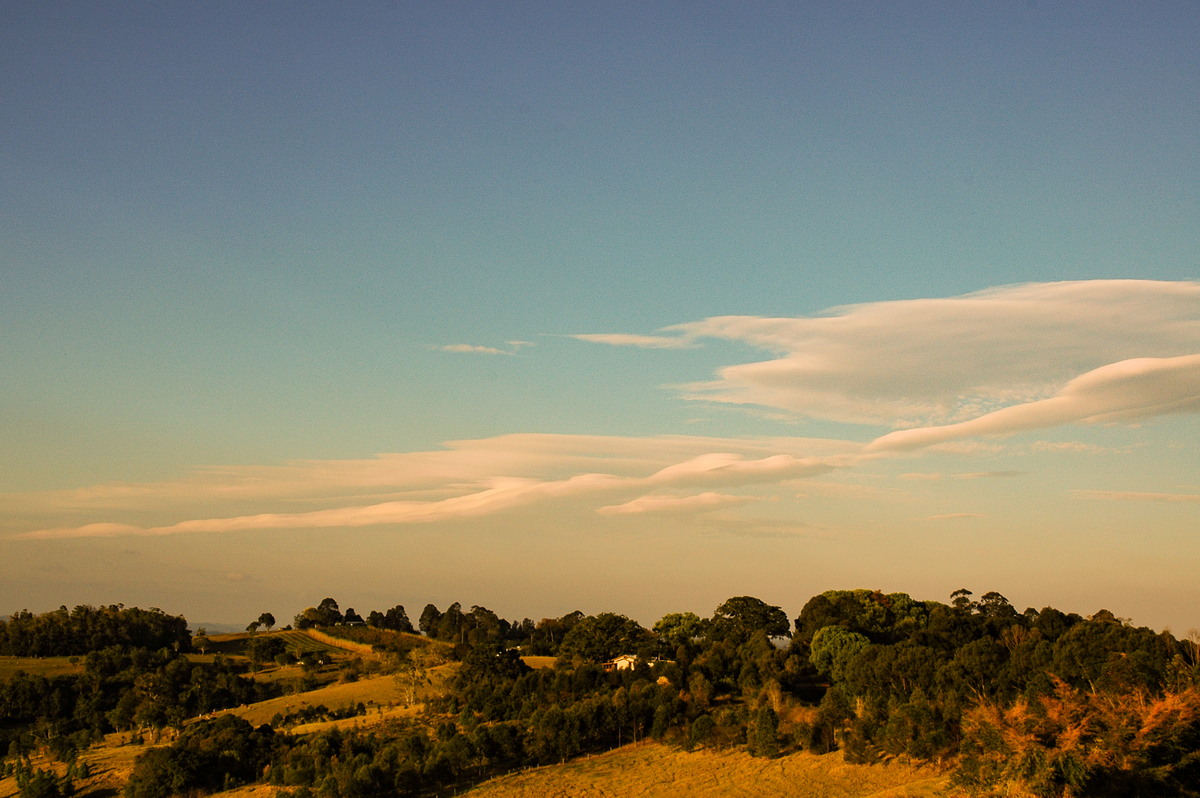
461,742,950,798
4,593,1199,798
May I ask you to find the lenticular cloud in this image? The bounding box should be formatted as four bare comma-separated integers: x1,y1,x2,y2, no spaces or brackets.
579,280,1200,436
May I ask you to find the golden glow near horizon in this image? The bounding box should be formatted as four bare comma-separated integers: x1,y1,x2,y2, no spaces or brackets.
2,6,1197,632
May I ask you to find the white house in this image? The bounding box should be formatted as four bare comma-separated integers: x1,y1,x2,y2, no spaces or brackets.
603,654,639,672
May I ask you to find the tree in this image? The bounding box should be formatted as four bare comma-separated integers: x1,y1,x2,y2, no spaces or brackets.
749,704,780,758
653,612,705,654
372,605,416,634
14,766,71,798
246,636,287,670
257,612,276,631
711,596,790,644
193,628,210,655
809,625,870,682
315,598,343,626
419,604,442,636
558,613,651,664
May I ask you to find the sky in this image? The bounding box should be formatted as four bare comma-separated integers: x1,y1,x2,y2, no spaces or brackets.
2,2,1198,633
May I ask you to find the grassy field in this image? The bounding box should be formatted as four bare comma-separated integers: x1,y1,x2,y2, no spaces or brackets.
217,663,456,726
0,655,83,679
0,664,460,798
462,742,952,798
274,629,360,656
200,629,355,658
520,655,557,669
0,731,148,798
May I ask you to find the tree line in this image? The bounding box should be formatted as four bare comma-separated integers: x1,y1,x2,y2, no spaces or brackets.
4,590,1200,797
0,605,189,657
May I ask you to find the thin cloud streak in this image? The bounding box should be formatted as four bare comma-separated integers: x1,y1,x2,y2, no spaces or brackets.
13,438,855,540
597,492,754,516
1074,490,1200,504
437,344,513,355
916,513,985,521
570,333,698,349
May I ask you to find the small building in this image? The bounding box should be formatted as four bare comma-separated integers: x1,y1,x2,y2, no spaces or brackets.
603,654,639,672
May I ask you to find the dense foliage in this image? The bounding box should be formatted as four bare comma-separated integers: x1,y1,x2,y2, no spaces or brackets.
0,605,189,657
5,589,1200,798
0,644,268,764
124,715,278,798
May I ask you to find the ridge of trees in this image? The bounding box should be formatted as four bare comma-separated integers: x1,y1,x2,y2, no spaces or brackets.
0,605,189,657
4,589,1200,798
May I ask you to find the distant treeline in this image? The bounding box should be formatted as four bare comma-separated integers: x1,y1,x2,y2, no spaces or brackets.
0,604,189,656
5,590,1200,798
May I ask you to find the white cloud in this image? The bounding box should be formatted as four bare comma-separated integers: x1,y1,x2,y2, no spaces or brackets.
570,333,697,349
647,453,836,486
11,435,850,539
437,344,513,355
578,280,1200,431
597,492,754,516
868,353,1200,452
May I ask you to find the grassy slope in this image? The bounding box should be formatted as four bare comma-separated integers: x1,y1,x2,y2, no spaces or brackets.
0,638,951,798
0,656,83,680
218,663,457,726
463,743,952,798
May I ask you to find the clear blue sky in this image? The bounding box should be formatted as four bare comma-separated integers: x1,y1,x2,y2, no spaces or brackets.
2,2,1197,632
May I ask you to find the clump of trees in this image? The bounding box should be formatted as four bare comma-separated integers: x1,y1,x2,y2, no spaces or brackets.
293,598,415,634
0,605,190,656
0,635,268,762
124,715,279,798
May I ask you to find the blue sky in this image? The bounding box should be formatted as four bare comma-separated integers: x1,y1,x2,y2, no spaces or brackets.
2,2,1198,631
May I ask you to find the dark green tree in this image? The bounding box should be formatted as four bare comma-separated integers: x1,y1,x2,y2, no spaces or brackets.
419,604,442,636
557,613,651,664
711,596,790,644
749,704,780,757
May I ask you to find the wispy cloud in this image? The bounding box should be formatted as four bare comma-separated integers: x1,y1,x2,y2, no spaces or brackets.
11,435,853,539
437,344,514,355
569,333,697,349
436,341,535,355
915,513,985,521
647,452,836,486
597,492,754,516
1074,490,1200,504
868,353,1200,451
952,471,1024,480
577,281,1200,438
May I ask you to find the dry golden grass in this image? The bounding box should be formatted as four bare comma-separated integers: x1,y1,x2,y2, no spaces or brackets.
0,655,83,679
0,731,152,798
462,742,950,798
520,655,557,669
217,663,457,726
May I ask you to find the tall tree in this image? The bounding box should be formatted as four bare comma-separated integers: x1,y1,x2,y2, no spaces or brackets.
419,604,442,636
711,596,790,643
558,613,651,664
